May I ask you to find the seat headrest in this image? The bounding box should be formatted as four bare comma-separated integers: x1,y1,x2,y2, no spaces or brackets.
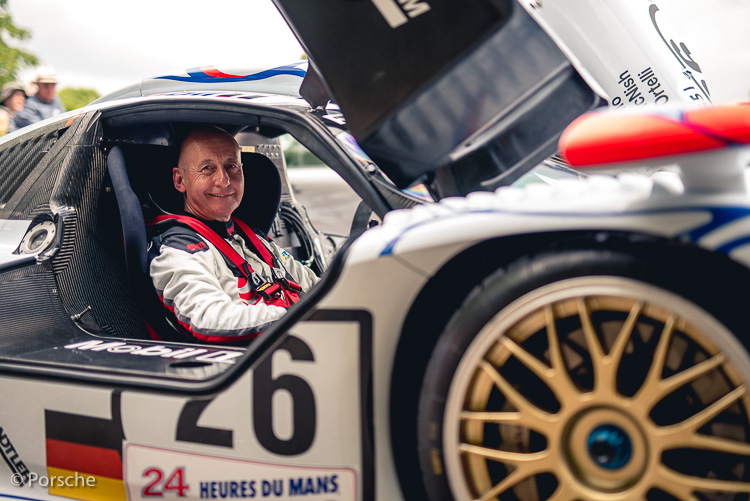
234,152,281,235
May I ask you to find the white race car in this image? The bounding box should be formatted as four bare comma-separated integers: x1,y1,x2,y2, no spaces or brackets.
0,1,747,500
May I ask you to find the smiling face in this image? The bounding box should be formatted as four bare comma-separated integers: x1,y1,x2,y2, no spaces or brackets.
173,127,244,222
5,91,25,113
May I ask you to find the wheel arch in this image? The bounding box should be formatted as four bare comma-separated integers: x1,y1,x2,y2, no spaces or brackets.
389,228,750,499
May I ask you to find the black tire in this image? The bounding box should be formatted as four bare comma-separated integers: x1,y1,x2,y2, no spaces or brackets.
417,247,750,501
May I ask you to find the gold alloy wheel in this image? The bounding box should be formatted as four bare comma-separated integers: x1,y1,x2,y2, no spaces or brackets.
441,277,750,501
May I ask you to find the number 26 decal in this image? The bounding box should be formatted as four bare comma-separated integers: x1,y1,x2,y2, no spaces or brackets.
253,336,316,455
177,335,317,456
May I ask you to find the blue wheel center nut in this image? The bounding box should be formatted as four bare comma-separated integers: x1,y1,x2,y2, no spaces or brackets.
587,424,632,470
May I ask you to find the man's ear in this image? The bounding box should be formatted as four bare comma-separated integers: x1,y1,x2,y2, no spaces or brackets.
173,167,186,193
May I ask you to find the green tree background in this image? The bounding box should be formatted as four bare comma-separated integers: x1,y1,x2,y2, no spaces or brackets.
0,0,37,87
59,87,100,111
1,1,100,110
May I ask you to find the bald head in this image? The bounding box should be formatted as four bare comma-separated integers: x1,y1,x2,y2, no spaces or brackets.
178,126,239,167
173,126,244,222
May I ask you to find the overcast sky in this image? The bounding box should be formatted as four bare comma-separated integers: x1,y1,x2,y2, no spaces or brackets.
10,0,305,95
8,0,750,102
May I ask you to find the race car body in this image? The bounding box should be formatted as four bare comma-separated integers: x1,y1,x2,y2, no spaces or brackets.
0,1,748,500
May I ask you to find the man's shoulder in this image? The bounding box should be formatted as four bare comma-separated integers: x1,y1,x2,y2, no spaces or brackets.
152,225,210,254
23,96,44,109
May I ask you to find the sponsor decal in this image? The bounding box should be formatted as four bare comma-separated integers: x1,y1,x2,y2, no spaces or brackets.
612,67,669,108
186,241,208,253
125,445,357,500
614,70,646,106
649,3,710,103
64,340,244,364
371,0,431,29
46,393,126,500
0,427,31,486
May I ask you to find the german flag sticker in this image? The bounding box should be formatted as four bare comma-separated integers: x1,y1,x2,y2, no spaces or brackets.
45,394,126,500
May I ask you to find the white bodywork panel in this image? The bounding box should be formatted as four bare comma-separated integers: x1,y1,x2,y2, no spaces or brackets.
0,328,367,500
520,0,711,106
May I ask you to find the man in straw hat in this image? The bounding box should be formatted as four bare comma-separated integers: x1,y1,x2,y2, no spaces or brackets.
15,66,64,129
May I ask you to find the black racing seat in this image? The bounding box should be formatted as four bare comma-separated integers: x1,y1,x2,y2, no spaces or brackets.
107,144,283,341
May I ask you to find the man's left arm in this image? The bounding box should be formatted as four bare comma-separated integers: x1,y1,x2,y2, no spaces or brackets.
268,240,319,291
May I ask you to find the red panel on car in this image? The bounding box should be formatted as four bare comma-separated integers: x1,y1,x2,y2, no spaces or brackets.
560,103,750,168
683,103,750,144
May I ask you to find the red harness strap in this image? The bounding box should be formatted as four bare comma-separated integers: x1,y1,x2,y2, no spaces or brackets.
232,217,274,266
232,217,302,304
151,214,297,307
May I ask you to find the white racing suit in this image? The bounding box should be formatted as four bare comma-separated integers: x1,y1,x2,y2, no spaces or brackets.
149,216,318,343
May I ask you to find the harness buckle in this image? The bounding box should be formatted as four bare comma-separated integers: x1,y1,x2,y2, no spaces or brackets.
279,277,302,292
256,281,282,300
273,269,302,292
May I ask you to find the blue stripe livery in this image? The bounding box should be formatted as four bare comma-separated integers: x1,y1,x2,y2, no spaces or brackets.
156,64,306,84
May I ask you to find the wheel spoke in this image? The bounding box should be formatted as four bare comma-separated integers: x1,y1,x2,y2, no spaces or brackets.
544,305,579,395
652,480,702,501
649,314,676,383
657,353,725,397
470,453,553,501
545,481,578,501
577,298,605,378
460,443,549,465
656,386,746,438
607,300,643,371
479,360,555,422
475,469,525,501
545,305,565,372
634,314,675,403
462,410,523,424
501,336,575,406
657,463,750,493
501,336,553,380
648,468,695,501
461,410,551,439
676,432,750,456
595,300,644,393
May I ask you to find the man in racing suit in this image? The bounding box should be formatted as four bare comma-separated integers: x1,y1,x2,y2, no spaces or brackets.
149,126,318,343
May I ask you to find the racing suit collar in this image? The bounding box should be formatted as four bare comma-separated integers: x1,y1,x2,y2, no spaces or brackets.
179,210,235,239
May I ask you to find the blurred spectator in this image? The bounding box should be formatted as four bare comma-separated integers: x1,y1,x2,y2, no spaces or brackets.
15,67,64,129
0,82,27,136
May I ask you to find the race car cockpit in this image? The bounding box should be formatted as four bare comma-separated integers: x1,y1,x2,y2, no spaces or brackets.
106,126,298,343
0,88,420,375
